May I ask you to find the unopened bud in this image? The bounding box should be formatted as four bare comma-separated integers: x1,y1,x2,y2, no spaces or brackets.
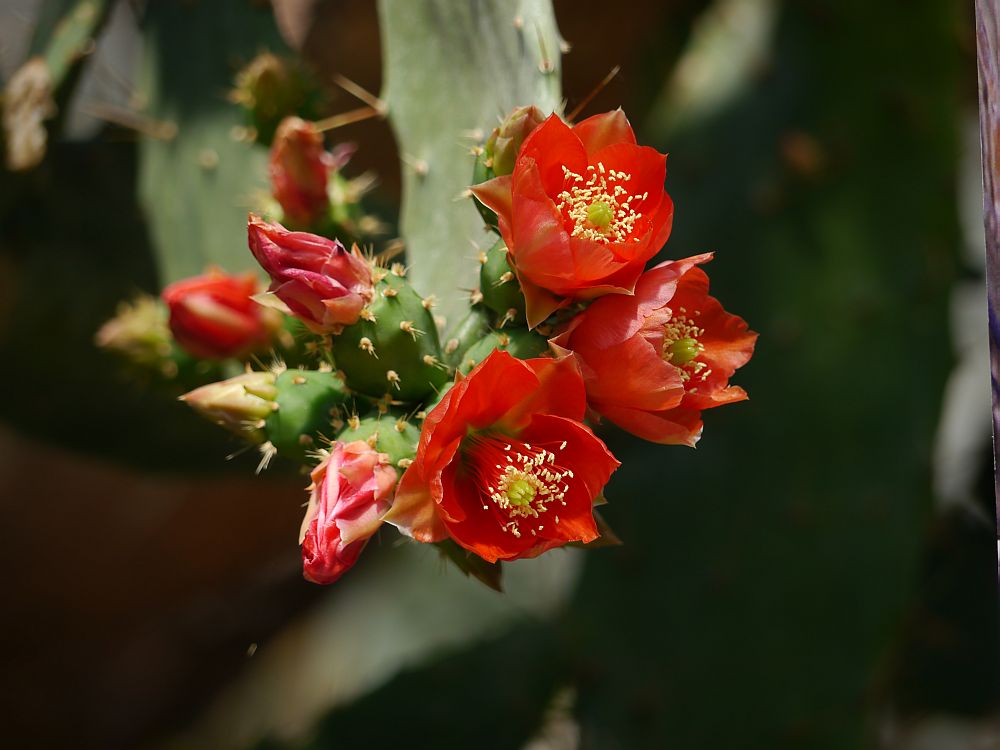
485,105,546,176
95,293,172,369
180,371,278,441
269,117,330,227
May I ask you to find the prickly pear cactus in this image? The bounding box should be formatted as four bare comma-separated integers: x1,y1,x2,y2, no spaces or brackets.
457,328,548,375
479,238,527,326
136,0,288,284
377,0,563,324
336,411,421,468
264,368,351,463
441,305,491,368
331,266,448,401
28,0,111,87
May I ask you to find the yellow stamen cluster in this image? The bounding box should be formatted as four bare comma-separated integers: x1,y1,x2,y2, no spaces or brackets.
663,307,711,384
477,438,573,538
555,162,645,243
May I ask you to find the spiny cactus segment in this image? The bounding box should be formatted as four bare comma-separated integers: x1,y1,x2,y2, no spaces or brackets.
335,410,421,469
457,328,548,376
331,265,448,402
479,238,527,328
264,368,352,463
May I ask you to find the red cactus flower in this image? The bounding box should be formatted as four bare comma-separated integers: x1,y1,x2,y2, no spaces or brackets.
384,350,620,563
269,116,331,227
471,110,674,327
161,269,276,359
554,254,756,446
299,440,398,585
247,214,373,334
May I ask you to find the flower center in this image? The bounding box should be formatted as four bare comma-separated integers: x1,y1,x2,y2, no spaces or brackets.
662,307,712,384
555,162,645,244
505,477,537,506
668,338,700,366
466,434,573,538
586,200,614,229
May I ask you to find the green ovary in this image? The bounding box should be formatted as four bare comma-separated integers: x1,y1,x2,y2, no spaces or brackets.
586,200,614,229
505,477,537,507
668,337,700,366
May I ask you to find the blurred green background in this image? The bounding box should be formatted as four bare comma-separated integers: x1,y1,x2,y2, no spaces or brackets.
1,1,997,748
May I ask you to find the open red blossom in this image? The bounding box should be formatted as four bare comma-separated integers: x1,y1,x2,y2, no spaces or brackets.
554,254,757,446
161,269,277,359
383,350,619,563
471,110,674,327
299,440,398,585
248,214,373,334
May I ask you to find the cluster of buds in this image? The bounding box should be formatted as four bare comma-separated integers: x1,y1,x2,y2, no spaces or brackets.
112,106,755,590
97,114,383,383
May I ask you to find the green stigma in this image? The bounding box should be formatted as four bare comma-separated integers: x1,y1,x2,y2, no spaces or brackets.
668,337,701,366
586,200,614,229
505,477,536,507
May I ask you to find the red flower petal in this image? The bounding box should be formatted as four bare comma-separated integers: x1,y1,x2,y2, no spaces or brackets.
598,403,704,447
572,109,637,153
384,461,449,543
469,174,513,224
499,355,588,431
517,114,588,197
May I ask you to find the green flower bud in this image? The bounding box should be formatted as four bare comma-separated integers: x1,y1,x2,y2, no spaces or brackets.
485,105,546,177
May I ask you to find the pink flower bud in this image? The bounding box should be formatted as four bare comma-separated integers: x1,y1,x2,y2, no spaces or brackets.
269,116,330,227
299,440,398,585
161,269,278,359
247,214,374,334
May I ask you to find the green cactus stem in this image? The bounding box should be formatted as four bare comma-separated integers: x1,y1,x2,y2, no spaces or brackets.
181,366,352,466
138,0,289,284
336,410,421,470
331,266,448,402
479,238,527,327
31,0,111,87
264,368,352,463
378,0,563,324
457,328,549,375
441,305,491,369
3,0,112,171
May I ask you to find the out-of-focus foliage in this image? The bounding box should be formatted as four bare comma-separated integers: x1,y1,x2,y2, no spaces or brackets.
137,1,286,284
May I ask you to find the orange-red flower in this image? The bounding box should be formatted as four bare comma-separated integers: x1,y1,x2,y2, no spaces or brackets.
384,351,619,563
247,215,373,334
471,110,674,327
299,440,398,585
555,254,756,446
161,269,276,359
